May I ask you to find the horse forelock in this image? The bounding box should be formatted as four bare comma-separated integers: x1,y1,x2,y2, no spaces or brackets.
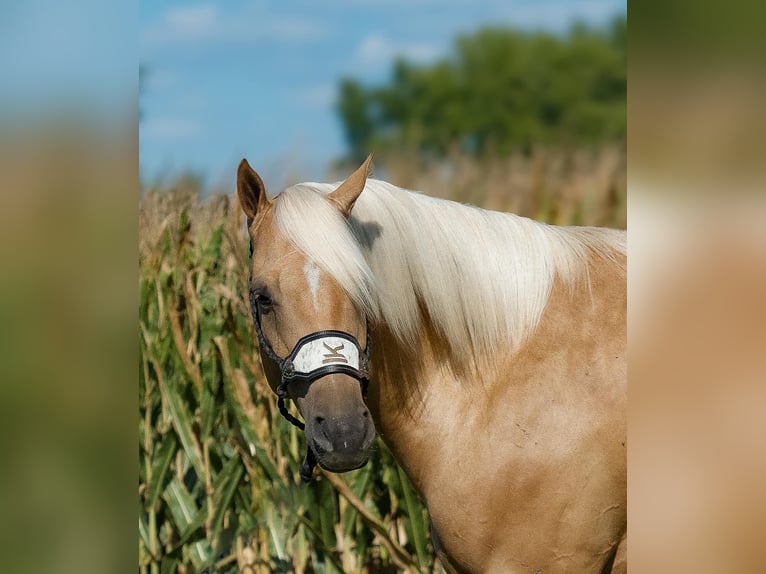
272,178,626,369
272,184,381,322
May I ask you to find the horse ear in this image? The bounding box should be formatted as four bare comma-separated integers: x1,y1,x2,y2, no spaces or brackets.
327,153,373,217
237,159,268,220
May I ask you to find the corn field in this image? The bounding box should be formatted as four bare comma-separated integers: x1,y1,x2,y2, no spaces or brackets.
138,149,626,573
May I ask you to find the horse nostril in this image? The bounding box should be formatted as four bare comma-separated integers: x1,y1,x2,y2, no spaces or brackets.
315,416,325,425
362,410,370,418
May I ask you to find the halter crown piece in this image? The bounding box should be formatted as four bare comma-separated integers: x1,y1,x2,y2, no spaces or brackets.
249,288,372,482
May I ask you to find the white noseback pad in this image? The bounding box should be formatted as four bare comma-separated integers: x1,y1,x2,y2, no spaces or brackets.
291,335,361,375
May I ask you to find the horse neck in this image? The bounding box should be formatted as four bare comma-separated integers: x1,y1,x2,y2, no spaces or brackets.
366,314,485,492
365,247,627,495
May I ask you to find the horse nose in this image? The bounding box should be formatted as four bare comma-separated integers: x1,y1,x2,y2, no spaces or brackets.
309,409,375,471
312,409,372,452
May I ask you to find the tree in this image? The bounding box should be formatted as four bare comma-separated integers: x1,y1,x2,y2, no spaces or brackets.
336,17,626,160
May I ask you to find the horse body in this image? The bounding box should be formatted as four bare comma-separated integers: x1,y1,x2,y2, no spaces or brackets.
237,156,626,573
368,252,626,573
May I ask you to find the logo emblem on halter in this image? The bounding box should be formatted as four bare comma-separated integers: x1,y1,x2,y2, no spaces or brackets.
322,342,348,364
285,334,361,376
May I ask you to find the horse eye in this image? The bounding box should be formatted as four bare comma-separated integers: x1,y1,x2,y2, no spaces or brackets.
248,287,273,315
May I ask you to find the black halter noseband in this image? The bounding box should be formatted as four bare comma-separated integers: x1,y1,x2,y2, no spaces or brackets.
248,285,372,482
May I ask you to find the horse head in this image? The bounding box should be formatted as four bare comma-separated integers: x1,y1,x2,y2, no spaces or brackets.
237,155,376,474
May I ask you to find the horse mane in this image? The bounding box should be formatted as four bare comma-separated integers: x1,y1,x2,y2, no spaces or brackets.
272,178,625,363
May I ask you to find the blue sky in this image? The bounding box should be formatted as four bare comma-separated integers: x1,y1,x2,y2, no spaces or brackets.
140,0,626,189
1,0,135,115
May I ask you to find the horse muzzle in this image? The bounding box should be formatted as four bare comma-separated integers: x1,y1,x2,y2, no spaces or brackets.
306,410,376,472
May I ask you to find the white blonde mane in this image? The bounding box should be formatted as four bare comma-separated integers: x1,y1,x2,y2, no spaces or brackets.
272,179,625,360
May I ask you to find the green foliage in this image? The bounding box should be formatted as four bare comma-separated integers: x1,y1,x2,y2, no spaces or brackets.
139,192,440,573
337,17,626,162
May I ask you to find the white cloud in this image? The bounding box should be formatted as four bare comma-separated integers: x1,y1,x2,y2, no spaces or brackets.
140,117,202,141
141,4,220,46
295,84,337,109
357,34,442,66
141,3,326,50
165,4,219,39
269,19,328,42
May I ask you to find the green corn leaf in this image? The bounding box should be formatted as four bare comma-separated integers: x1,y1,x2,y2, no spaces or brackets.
397,466,429,568
293,523,310,572
342,466,371,540
202,222,225,268
159,556,178,574
316,479,338,547
172,511,207,550
264,502,287,560
138,515,151,553
187,539,213,569
145,433,178,509
163,476,199,533
160,375,204,478
223,372,282,484
209,455,244,544
199,376,217,442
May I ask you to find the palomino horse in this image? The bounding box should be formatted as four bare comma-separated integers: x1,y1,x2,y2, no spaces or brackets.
237,155,626,573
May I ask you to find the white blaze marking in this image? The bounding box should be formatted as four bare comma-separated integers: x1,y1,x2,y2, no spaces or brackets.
304,261,322,310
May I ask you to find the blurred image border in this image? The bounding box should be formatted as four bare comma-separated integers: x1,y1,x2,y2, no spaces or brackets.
2,0,765,572
629,0,766,571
